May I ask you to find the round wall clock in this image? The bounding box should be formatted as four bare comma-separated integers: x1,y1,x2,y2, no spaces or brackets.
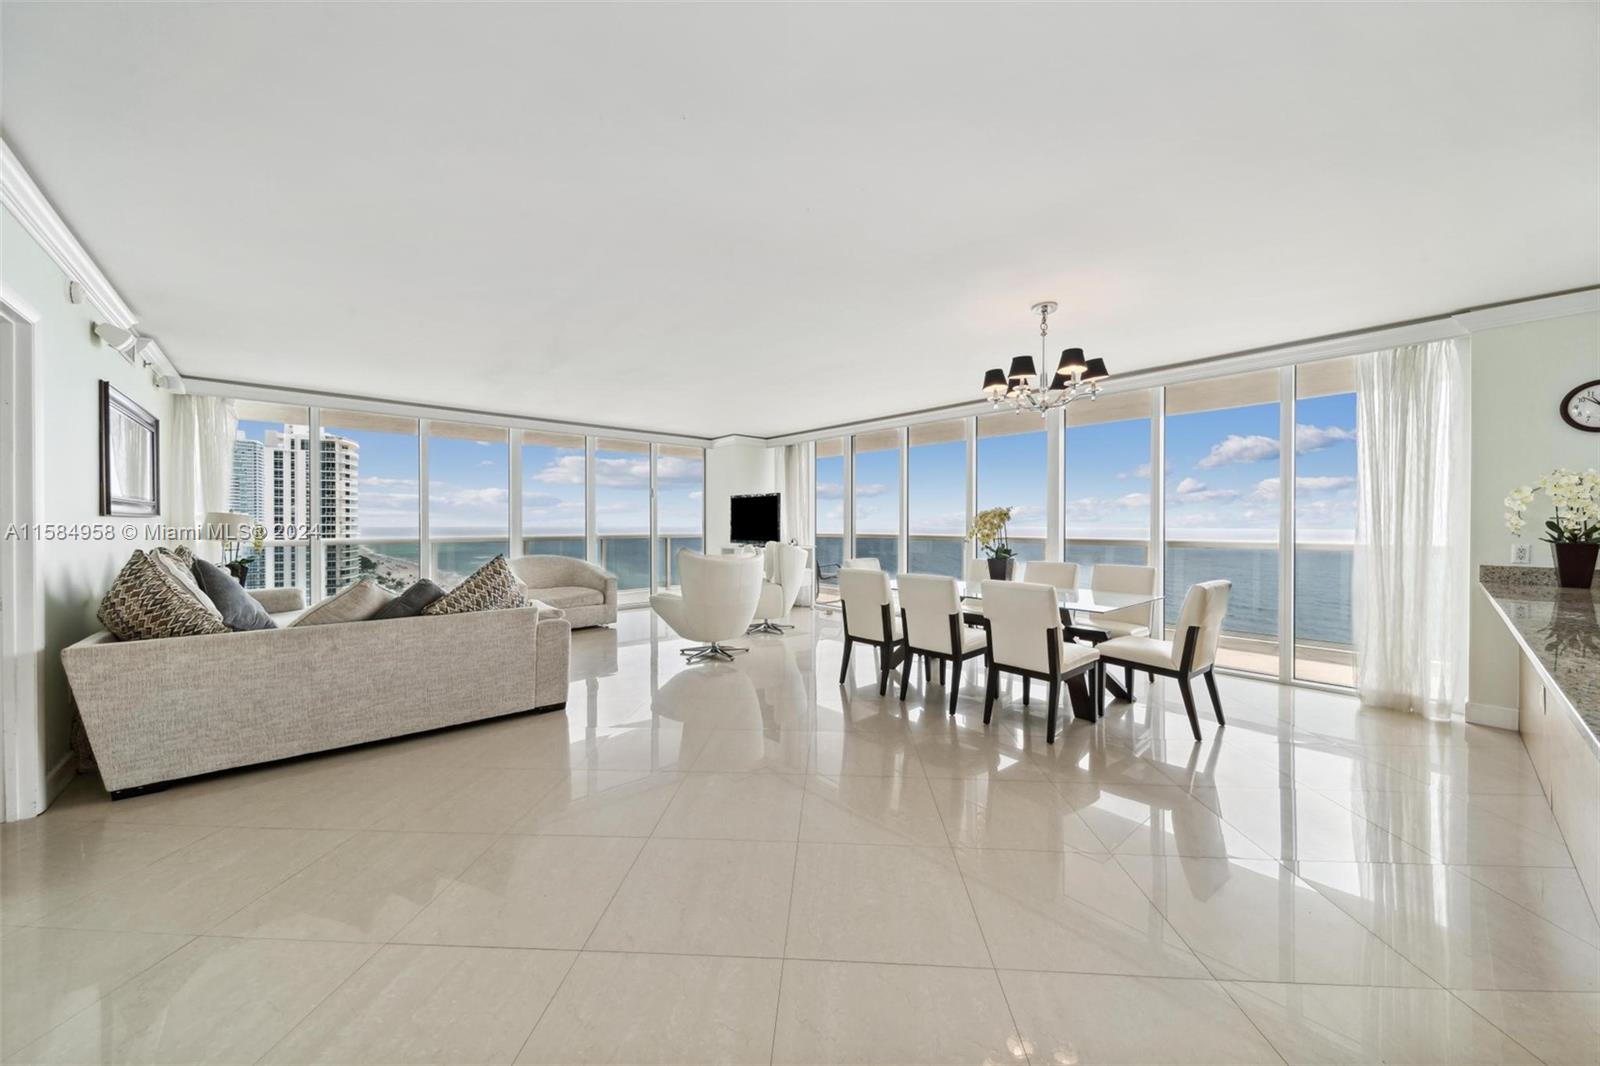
1561,379,1600,432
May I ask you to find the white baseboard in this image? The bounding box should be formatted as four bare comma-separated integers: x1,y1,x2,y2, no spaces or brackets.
1466,701,1520,731
44,752,76,808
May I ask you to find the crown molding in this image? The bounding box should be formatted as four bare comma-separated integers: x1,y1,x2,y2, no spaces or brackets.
1450,287,1600,332
0,137,184,391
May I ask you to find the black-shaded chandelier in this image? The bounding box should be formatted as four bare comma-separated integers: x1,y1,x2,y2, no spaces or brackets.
982,301,1109,415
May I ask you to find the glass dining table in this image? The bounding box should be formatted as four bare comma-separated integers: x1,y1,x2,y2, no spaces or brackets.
888,578,1164,719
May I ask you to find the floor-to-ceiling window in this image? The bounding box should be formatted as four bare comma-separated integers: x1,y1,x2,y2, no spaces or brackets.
815,437,846,590
1293,357,1358,686
320,410,419,594
520,430,587,560
976,412,1047,565
1064,390,1152,582
656,444,705,589
907,419,968,578
428,421,509,588
230,401,312,596
1163,369,1281,675
852,428,901,572
594,437,652,596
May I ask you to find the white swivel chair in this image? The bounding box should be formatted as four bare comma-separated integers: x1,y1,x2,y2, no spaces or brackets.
1094,580,1231,742
842,557,881,570
650,551,764,665
896,574,987,714
749,542,808,634
838,567,904,695
981,580,1099,744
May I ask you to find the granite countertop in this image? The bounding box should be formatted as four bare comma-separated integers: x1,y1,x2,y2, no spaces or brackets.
1479,565,1600,745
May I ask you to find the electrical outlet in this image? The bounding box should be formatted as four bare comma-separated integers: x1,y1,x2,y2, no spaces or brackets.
1510,543,1533,565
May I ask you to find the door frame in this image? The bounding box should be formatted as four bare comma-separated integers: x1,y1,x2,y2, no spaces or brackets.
0,290,44,820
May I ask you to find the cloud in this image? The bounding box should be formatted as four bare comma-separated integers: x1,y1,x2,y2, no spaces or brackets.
528,453,702,488
1252,475,1356,502
1295,423,1356,453
360,475,417,488
1173,477,1241,503
1197,434,1279,469
815,482,844,500
1118,462,1151,480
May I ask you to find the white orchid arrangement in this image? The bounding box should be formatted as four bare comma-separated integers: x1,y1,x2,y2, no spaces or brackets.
1505,468,1600,544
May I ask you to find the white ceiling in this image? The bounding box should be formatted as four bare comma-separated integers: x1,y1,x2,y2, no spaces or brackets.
4,3,1596,438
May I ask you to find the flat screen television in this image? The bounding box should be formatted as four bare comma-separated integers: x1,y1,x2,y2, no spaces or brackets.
730,492,781,545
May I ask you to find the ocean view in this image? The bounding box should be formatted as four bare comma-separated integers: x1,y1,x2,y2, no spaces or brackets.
819,535,1353,645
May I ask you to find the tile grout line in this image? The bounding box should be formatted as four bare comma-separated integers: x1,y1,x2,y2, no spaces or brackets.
768,787,807,1066
927,760,1034,1066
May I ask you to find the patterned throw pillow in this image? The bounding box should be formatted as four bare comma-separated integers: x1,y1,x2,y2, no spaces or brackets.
422,555,527,616
98,550,231,641
290,578,394,627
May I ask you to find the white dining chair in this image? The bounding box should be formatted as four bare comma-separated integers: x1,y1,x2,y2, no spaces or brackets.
1094,579,1231,741
1071,562,1159,694
1021,560,1079,592
842,557,882,571
980,580,1099,744
838,567,905,695
895,574,988,714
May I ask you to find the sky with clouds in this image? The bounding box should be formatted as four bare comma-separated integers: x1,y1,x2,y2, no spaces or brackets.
812,390,1358,547
236,420,705,538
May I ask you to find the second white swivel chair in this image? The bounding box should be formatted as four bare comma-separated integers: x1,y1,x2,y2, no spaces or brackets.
650,551,764,664
749,542,808,634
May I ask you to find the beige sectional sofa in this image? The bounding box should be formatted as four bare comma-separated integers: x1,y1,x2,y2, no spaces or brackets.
62,587,571,796
509,555,617,628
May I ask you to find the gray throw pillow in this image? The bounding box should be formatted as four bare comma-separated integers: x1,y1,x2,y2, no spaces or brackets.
369,579,446,620
190,557,277,632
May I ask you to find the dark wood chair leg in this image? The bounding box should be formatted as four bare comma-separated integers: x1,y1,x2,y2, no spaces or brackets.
939,658,947,686
1046,678,1060,743
1095,662,1105,718
1022,676,1030,706
1176,674,1202,742
839,639,853,684
878,647,893,696
899,650,913,701
983,664,998,724
1204,668,1225,725
1124,665,1133,694
948,663,960,715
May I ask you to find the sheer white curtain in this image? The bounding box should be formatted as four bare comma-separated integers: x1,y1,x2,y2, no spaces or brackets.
168,394,238,561
1352,338,1470,719
782,442,814,603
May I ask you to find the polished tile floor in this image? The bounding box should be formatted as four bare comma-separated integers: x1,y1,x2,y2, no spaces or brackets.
4,608,1597,1064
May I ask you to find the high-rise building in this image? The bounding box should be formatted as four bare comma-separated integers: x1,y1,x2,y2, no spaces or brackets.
231,426,360,597
229,433,267,527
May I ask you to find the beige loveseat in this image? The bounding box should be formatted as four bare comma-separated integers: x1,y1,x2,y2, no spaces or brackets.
509,555,617,628
61,588,571,796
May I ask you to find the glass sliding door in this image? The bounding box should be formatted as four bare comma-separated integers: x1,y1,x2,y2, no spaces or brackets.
320,409,419,595
976,412,1047,565
1064,390,1152,581
230,401,313,597
852,428,901,573
1293,357,1359,685
520,430,587,560
1163,369,1281,675
656,444,705,589
594,437,652,597
428,421,510,587
907,419,968,578
815,437,846,595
